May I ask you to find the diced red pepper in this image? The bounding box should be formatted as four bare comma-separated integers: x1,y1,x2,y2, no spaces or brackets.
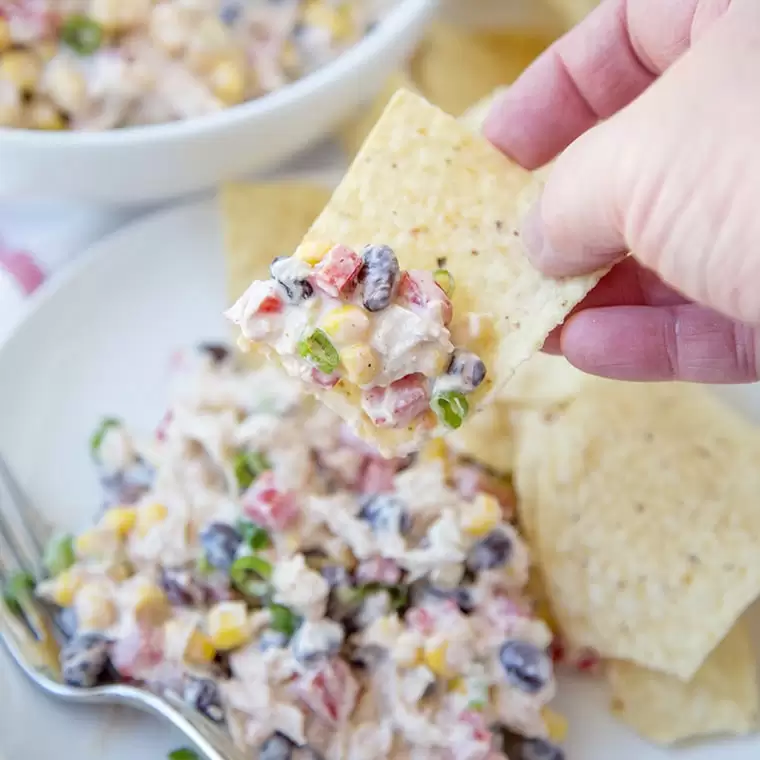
459,710,492,743
296,657,358,725
110,626,164,680
388,373,431,426
362,373,431,429
310,367,340,388
358,456,396,494
356,556,402,585
397,270,453,325
155,410,173,443
405,607,435,635
257,292,284,314
242,471,299,531
314,245,363,298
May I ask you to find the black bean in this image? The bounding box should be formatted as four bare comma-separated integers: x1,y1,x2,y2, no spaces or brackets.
61,633,111,688
260,733,295,760
260,734,324,760
466,529,513,572
499,640,552,694
270,256,314,303
290,619,344,665
361,244,399,312
446,350,487,392
159,566,209,606
184,676,225,723
320,564,352,589
259,628,289,651
494,727,564,760
99,458,154,507
197,342,232,364
200,522,242,572
359,494,411,535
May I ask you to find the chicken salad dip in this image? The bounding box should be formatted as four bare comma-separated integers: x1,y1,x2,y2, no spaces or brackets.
227,244,488,439
13,343,565,760
0,0,394,130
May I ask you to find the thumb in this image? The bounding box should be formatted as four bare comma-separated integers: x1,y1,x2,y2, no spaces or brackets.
521,5,760,325
521,118,629,279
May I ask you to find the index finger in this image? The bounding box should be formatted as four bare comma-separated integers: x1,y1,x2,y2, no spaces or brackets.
483,0,716,168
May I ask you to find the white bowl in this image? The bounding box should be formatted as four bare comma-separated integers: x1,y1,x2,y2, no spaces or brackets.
0,0,436,205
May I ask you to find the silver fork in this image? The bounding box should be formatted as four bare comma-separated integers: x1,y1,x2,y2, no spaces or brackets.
0,453,247,760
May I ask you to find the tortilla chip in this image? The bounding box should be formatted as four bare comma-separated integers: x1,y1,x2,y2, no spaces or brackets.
447,401,515,475
514,379,760,679
409,23,552,116
608,621,759,744
220,182,331,306
545,0,602,28
500,352,586,409
295,90,605,455
338,70,418,158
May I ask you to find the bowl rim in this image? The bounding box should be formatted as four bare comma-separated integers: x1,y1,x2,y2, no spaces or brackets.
0,0,436,148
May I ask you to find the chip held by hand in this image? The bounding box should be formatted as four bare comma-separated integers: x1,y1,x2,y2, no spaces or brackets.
227,90,605,455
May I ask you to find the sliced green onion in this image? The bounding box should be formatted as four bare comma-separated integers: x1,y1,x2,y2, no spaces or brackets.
352,582,409,611
298,329,339,374
430,390,469,430
89,417,122,460
60,14,103,55
268,603,299,637
230,555,272,597
43,534,75,578
237,519,271,551
168,749,201,760
433,268,455,296
233,450,270,491
3,570,36,617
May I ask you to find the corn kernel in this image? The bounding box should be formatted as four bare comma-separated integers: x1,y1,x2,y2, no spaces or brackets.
447,676,467,694
0,51,41,93
50,569,84,607
339,344,378,386
45,62,87,114
423,642,453,678
0,19,11,53
420,438,447,463
186,628,217,664
542,707,568,743
74,529,112,560
280,40,300,71
207,601,251,651
210,58,245,106
321,306,370,345
75,581,116,630
37,42,58,62
461,493,501,537
135,502,168,535
294,241,331,266
106,561,134,582
131,580,169,625
26,98,66,130
100,506,137,537
303,2,355,41
0,97,22,127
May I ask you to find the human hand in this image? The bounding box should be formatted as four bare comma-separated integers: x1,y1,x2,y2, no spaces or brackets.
485,0,760,383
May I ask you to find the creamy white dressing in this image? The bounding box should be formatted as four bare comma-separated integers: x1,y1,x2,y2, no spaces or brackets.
37,346,560,760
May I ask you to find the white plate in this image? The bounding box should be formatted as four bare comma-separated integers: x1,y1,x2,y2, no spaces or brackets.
0,198,759,760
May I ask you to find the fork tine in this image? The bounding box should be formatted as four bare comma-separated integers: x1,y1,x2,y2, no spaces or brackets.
0,452,47,573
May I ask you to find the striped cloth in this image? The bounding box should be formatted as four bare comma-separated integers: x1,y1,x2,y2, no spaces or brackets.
0,203,143,345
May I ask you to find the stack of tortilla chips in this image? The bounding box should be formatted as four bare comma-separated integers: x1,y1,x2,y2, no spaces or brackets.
219,11,759,749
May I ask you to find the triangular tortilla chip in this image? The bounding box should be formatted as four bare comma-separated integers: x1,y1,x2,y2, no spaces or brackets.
514,379,760,679
294,89,605,454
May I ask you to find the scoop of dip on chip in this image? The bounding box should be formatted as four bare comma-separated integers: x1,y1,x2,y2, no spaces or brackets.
226,242,486,435
227,90,606,455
